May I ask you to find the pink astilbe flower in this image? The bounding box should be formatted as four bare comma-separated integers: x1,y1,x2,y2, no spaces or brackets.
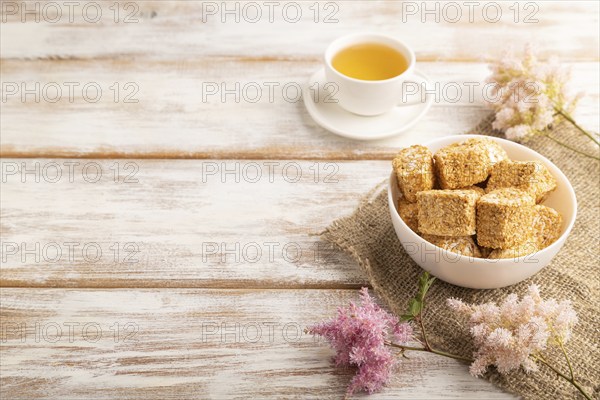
307,287,413,395
485,44,581,141
447,284,578,377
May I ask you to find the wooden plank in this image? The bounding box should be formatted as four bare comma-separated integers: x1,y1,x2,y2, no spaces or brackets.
1,61,598,159
0,159,398,288
0,1,597,62
0,288,516,399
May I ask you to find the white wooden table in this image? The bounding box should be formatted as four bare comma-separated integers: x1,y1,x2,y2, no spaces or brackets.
1,1,598,398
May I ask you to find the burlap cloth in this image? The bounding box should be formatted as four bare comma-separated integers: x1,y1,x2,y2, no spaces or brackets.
322,115,599,399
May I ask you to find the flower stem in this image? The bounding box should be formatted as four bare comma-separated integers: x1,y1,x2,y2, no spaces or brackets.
554,107,600,146
386,341,474,363
532,355,592,400
543,133,600,160
417,315,432,351
557,339,575,381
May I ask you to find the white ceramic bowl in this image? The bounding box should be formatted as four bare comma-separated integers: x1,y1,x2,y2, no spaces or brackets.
388,135,577,289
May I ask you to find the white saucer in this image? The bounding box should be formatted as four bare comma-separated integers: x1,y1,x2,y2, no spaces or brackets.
303,68,433,141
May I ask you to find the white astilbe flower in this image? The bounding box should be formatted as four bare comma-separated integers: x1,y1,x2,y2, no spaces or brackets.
485,44,582,141
447,284,578,377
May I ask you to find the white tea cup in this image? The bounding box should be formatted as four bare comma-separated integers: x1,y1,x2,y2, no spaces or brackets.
324,33,419,116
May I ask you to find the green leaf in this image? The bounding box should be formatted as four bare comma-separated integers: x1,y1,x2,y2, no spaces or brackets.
400,314,414,322
404,272,437,320
409,298,422,316
418,272,429,290
417,272,436,300
423,277,436,297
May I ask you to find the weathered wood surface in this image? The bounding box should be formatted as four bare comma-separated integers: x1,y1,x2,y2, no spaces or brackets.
0,288,516,399
1,1,599,158
1,1,598,61
1,61,598,159
1,159,390,288
1,1,597,398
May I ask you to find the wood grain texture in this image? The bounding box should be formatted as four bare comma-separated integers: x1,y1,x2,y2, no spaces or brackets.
1,159,392,288
1,61,598,158
1,2,598,398
0,288,517,399
1,1,598,61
